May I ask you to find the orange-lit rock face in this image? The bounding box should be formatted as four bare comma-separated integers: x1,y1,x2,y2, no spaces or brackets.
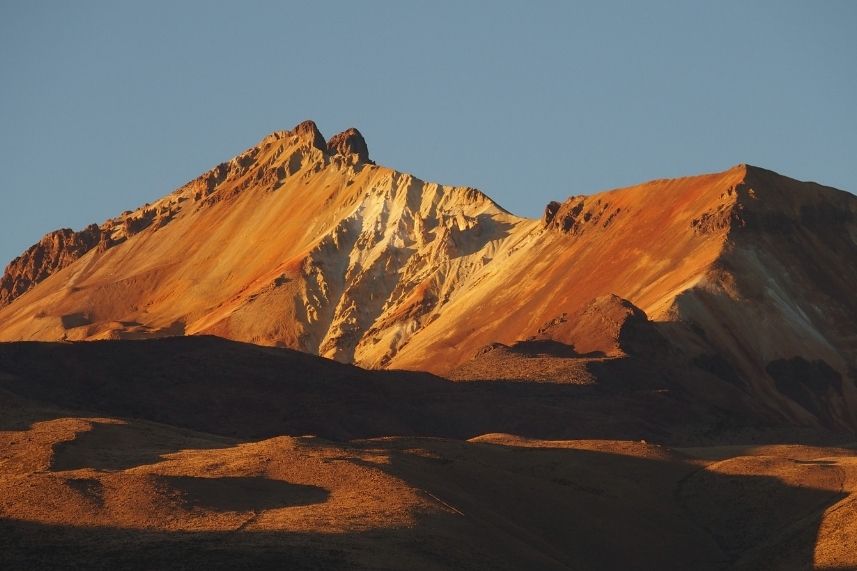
1,124,856,429
528,294,661,358
388,167,751,372
0,121,528,368
0,225,104,306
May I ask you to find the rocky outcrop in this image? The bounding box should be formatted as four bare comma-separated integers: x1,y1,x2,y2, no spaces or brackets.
0,225,102,306
328,128,371,163
543,196,622,234
530,295,663,357
543,200,560,225
292,119,328,152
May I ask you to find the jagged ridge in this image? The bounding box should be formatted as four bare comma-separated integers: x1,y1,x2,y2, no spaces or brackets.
0,121,368,308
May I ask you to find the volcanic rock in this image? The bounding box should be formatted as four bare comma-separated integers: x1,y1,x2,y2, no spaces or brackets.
328,127,371,163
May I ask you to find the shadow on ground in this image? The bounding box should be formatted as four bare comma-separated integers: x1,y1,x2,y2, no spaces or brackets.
0,336,845,446
0,440,849,570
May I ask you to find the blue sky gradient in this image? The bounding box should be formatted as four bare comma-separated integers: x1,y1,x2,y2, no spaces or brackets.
1,1,855,266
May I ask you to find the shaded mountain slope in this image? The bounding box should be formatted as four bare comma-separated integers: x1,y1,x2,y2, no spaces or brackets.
0,336,836,445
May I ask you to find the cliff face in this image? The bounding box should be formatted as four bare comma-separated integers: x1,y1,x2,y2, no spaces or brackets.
1,125,856,431
0,225,102,306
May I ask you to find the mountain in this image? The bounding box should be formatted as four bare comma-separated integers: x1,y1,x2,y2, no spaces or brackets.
3,122,857,570
1,120,856,432
0,120,529,367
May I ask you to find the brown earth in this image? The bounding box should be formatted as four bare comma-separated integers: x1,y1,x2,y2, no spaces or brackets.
1,385,855,570
1,335,855,569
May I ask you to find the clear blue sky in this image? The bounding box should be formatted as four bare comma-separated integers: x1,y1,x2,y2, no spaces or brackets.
1,1,855,267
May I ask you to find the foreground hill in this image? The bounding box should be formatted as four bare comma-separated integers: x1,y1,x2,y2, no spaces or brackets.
1,121,856,432
1,379,855,570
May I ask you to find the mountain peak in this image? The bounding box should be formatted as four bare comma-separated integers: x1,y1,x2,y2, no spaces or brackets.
327,128,370,164
263,122,371,164
290,119,327,152
732,163,780,186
